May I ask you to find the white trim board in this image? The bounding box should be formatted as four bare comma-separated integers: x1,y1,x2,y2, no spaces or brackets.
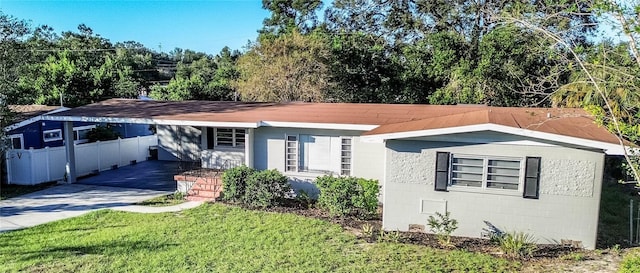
42,115,260,129
42,115,378,131
4,107,69,132
361,124,627,155
259,121,377,131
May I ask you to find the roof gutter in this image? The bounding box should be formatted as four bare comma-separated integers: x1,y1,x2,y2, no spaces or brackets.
41,115,260,129
361,123,628,155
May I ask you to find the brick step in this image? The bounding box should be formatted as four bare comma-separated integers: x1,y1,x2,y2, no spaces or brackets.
174,175,223,183
188,189,222,198
191,183,223,191
186,196,216,201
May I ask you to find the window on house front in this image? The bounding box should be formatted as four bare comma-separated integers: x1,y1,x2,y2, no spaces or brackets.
285,134,352,175
206,128,246,148
285,134,298,172
43,129,62,142
341,138,352,176
73,125,96,144
450,154,522,190
9,134,23,149
435,152,541,198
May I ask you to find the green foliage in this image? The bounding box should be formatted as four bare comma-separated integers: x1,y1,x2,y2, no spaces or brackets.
0,93,12,153
620,249,640,273
377,230,402,243
134,192,185,207
497,231,537,259
242,169,290,208
598,180,640,248
221,165,256,203
236,29,331,102
149,47,239,101
560,252,586,261
352,177,380,215
315,175,379,217
427,211,459,247
222,166,289,208
261,0,323,35
361,223,374,238
86,125,121,142
293,188,315,208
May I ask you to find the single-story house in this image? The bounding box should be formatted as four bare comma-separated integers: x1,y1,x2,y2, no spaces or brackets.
42,99,627,249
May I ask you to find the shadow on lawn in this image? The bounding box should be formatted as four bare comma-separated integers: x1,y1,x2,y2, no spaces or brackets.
11,240,178,263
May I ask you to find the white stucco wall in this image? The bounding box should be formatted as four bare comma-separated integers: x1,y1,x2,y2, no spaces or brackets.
252,127,385,197
201,148,244,169
157,125,201,161
383,139,605,249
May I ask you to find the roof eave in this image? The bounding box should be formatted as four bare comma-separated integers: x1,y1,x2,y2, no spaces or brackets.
4,107,70,132
41,115,260,129
361,123,627,155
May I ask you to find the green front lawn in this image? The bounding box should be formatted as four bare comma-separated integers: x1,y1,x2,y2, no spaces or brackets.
0,203,519,272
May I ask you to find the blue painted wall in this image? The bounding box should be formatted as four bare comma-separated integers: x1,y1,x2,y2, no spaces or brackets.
8,121,154,149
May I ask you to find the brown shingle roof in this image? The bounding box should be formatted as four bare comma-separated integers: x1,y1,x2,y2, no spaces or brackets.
49,99,620,145
9,105,61,122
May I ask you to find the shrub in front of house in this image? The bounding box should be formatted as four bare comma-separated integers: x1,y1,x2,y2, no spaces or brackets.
222,165,256,202
242,169,290,208
315,175,379,218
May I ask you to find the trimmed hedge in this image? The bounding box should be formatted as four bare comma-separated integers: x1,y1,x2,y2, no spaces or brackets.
222,166,290,208
315,175,379,217
222,165,256,202
243,169,290,208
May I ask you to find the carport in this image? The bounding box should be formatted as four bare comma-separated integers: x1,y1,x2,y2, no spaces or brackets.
77,160,179,191
41,99,259,186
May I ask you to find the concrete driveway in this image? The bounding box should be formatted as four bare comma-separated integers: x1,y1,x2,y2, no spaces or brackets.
78,160,180,191
0,184,170,232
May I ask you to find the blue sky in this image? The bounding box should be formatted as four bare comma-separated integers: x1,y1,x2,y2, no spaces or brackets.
0,0,270,54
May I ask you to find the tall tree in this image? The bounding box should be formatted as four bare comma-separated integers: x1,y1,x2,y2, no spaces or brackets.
325,0,593,106
505,0,640,182
149,47,239,101
0,92,12,183
17,24,141,106
261,0,323,36
236,30,331,102
0,12,32,105
326,32,398,102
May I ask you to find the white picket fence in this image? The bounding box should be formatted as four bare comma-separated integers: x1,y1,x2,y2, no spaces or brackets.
5,135,158,185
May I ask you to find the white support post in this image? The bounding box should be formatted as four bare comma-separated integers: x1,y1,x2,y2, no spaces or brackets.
96,141,101,171
5,150,12,185
63,121,77,183
245,128,254,168
201,126,208,150
29,148,36,185
45,147,51,181
201,126,208,168
118,137,122,166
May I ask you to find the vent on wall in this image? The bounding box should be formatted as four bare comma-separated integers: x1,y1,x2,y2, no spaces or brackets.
420,199,447,214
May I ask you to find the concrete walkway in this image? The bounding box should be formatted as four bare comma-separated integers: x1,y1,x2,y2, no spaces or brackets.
112,201,203,213
0,183,191,232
